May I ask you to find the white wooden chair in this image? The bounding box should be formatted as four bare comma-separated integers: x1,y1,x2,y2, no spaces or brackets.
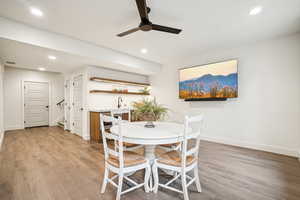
152,114,203,200
157,142,181,152
100,114,151,200
157,119,182,152
111,108,132,122
111,109,144,151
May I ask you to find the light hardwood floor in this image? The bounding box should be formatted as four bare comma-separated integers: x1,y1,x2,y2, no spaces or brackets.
0,127,300,200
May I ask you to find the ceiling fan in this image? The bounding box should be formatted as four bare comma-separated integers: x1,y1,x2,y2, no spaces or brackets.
117,0,182,37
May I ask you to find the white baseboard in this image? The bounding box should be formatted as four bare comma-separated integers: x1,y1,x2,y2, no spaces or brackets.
200,135,299,158
83,136,90,141
5,125,24,131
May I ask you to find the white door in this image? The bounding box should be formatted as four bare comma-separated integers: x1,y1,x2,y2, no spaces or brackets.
65,80,71,130
72,75,83,136
24,81,49,128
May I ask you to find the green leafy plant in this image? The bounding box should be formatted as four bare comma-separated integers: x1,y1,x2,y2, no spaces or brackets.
132,98,168,121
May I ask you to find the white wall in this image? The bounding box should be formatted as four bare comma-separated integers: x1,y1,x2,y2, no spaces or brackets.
4,67,64,130
150,33,300,157
0,60,4,148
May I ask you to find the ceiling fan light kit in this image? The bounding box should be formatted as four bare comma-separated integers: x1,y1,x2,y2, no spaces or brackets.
117,0,182,37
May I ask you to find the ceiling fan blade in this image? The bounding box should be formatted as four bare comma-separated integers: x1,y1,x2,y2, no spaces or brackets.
152,24,182,34
117,27,140,37
135,0,148,19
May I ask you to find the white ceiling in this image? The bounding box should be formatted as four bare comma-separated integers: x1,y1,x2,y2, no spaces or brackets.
0,38,158,74
0,38,89,73
0,0,300,72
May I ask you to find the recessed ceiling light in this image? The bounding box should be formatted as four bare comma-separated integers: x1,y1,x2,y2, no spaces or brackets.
249,6,263,16
48,55,57,60
38,67,46,71
30,7,43,17
141,48,148,54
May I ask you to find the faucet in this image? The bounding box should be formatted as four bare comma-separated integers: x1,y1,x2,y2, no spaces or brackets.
117,96,123,109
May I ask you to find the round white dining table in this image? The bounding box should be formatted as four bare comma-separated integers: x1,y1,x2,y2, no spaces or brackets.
110,121,192,191
110,121,191,162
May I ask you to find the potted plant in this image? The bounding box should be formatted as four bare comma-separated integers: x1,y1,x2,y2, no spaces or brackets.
132,98,168,127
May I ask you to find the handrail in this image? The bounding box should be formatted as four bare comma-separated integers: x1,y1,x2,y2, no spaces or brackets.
56,99,65,106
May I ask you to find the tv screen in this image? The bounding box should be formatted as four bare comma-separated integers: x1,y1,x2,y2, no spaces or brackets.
179,60,238,99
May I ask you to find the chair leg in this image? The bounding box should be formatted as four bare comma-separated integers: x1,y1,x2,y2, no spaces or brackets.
144,165,151,193
152,163,159,193
181,171,189,200
194,166,202,193
100,166,109,193
116,173,123,200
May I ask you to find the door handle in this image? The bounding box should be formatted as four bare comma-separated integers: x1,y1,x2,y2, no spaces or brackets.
80,108,84,111
46,106,49,108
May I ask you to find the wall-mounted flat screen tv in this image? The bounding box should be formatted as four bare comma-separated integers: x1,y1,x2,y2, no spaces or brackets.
179,60,238,100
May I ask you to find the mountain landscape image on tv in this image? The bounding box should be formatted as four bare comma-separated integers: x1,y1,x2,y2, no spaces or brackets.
179,60,238,99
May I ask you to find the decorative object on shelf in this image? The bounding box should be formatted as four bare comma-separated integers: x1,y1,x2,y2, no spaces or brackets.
132,99,168,128
139,87,150,95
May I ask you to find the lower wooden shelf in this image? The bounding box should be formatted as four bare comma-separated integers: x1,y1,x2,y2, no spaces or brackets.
89,90,149,95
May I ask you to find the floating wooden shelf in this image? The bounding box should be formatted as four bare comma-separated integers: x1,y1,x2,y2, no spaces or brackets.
90,77,150,87
90,90,150,95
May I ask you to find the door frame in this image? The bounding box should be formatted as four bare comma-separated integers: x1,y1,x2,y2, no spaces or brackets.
64,79,71,131
70,74,83,136
21,80,52,129
69,71,88,140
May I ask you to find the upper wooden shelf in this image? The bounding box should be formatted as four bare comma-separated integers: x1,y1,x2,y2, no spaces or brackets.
90,77,150,87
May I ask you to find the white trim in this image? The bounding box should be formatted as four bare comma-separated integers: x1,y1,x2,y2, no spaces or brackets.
0,131,4,150
70,73,84,137
69,68,89,140
200,134,299,158
64,79,70,131
4,125,23,131
22,80,52,128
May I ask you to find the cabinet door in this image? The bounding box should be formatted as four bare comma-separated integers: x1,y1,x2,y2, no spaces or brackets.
90,112,101,142
90,112,112,143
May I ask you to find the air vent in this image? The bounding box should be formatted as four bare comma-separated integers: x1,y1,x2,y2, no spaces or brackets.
6,61,16,65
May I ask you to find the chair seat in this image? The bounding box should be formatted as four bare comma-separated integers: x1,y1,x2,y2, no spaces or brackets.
107,151,147,167
123,142,141,148
157,150,196,167
159,142,180,148
107,142,141,149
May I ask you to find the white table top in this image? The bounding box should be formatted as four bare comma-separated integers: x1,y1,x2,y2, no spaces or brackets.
110,121,191,145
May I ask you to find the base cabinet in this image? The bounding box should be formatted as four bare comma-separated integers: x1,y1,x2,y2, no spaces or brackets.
89,111,132,143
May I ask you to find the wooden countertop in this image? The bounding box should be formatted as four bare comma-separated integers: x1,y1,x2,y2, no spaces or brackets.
89,108,133,113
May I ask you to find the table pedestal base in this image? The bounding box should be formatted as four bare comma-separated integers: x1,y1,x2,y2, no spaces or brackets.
144,145,156,163
144,145,156,191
